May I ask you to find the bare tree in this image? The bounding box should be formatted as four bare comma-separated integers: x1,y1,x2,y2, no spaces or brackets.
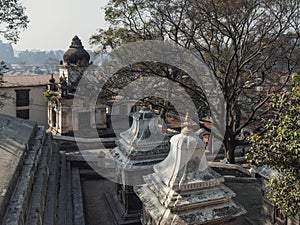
91,0,300,163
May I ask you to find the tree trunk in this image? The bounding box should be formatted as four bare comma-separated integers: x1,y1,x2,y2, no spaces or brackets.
225,145,236,164
224,133,236,164
160,107,166,122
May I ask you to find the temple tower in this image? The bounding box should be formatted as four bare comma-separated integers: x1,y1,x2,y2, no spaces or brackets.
47,36,106,134
59,35,90,90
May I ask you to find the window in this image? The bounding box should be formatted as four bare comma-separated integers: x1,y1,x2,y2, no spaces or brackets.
16,109,29,120
15,89,30,107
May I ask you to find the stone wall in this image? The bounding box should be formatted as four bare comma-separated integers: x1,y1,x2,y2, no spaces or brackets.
0,114,59,225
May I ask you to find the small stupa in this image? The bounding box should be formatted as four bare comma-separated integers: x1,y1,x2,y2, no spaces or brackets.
107,105,170,224
135,113,246,225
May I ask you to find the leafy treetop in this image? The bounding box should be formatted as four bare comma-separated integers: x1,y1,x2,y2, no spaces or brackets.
0,0,29,43
247,74,300,216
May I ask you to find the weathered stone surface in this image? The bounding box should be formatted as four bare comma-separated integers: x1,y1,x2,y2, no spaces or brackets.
209,162,251,178
0,114,64,225
25,134,52,225
43,143,59,225
135,119,246,225
107,108,170,224
1,127,48,225
72,167,86,225
0,114,37,222
57,152,67,225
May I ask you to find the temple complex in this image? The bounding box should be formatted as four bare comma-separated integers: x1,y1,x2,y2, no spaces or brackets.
135,114,246,225
2,35,297,225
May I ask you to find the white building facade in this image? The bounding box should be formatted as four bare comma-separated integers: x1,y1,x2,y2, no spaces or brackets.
1,74,58,126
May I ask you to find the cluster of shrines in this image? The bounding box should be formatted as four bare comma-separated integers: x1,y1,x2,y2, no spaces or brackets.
110,109,246,225
45,36,246,224
3,36,298,225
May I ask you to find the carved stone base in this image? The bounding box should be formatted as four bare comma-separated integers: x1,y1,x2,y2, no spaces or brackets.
135,166,246,225
105,192,141,225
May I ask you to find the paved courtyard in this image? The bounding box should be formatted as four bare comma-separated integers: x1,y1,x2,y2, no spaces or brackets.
81,174,267,225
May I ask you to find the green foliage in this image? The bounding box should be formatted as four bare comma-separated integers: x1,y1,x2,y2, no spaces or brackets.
0,60,9,75
247,74,300,216
0,0,29,43
43,90,58,104
0,61,9,108
0,0,28,106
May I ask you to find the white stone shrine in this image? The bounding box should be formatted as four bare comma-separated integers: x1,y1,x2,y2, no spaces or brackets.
107,106,171,224
135,114,246,225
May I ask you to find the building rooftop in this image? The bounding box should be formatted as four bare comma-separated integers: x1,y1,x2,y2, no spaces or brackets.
2,74,59,88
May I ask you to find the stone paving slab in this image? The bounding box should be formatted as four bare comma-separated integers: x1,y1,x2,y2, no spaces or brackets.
225,181,267,225
81,178,116,225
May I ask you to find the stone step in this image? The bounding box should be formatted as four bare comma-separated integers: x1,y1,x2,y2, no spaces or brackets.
56,152,68,225
71,168,86,225
66,161,73,225
57,153,76,225
1,127,47,225
25,134,53,225
43,142,60,225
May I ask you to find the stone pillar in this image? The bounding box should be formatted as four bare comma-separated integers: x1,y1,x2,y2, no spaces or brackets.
90,109,96,128
95,107,106,129
58,105,63,134
72,110,79,131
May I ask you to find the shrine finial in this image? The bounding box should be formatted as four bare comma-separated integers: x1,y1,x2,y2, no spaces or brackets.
182,112,193,135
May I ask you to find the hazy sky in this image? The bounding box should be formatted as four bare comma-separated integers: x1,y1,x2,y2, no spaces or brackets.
13,0,109,51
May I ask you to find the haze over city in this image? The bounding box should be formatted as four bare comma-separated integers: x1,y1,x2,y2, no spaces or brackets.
12,0,109,51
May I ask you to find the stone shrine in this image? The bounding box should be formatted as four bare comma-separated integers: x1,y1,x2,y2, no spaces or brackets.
135,114,246,225
107,106,171,224
47,36,106,134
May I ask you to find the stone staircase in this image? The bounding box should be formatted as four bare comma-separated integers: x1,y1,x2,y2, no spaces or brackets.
56,151,86,225
2,127,60,225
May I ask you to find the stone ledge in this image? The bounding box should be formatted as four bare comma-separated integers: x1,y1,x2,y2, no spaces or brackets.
43,143,59,225
0,115,38,222
224,176,257,183
1,126,46,225
209,162,251,178
72,167,86,225
25,134,52,225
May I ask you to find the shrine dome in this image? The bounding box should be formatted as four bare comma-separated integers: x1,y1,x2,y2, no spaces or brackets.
63,35,90,66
